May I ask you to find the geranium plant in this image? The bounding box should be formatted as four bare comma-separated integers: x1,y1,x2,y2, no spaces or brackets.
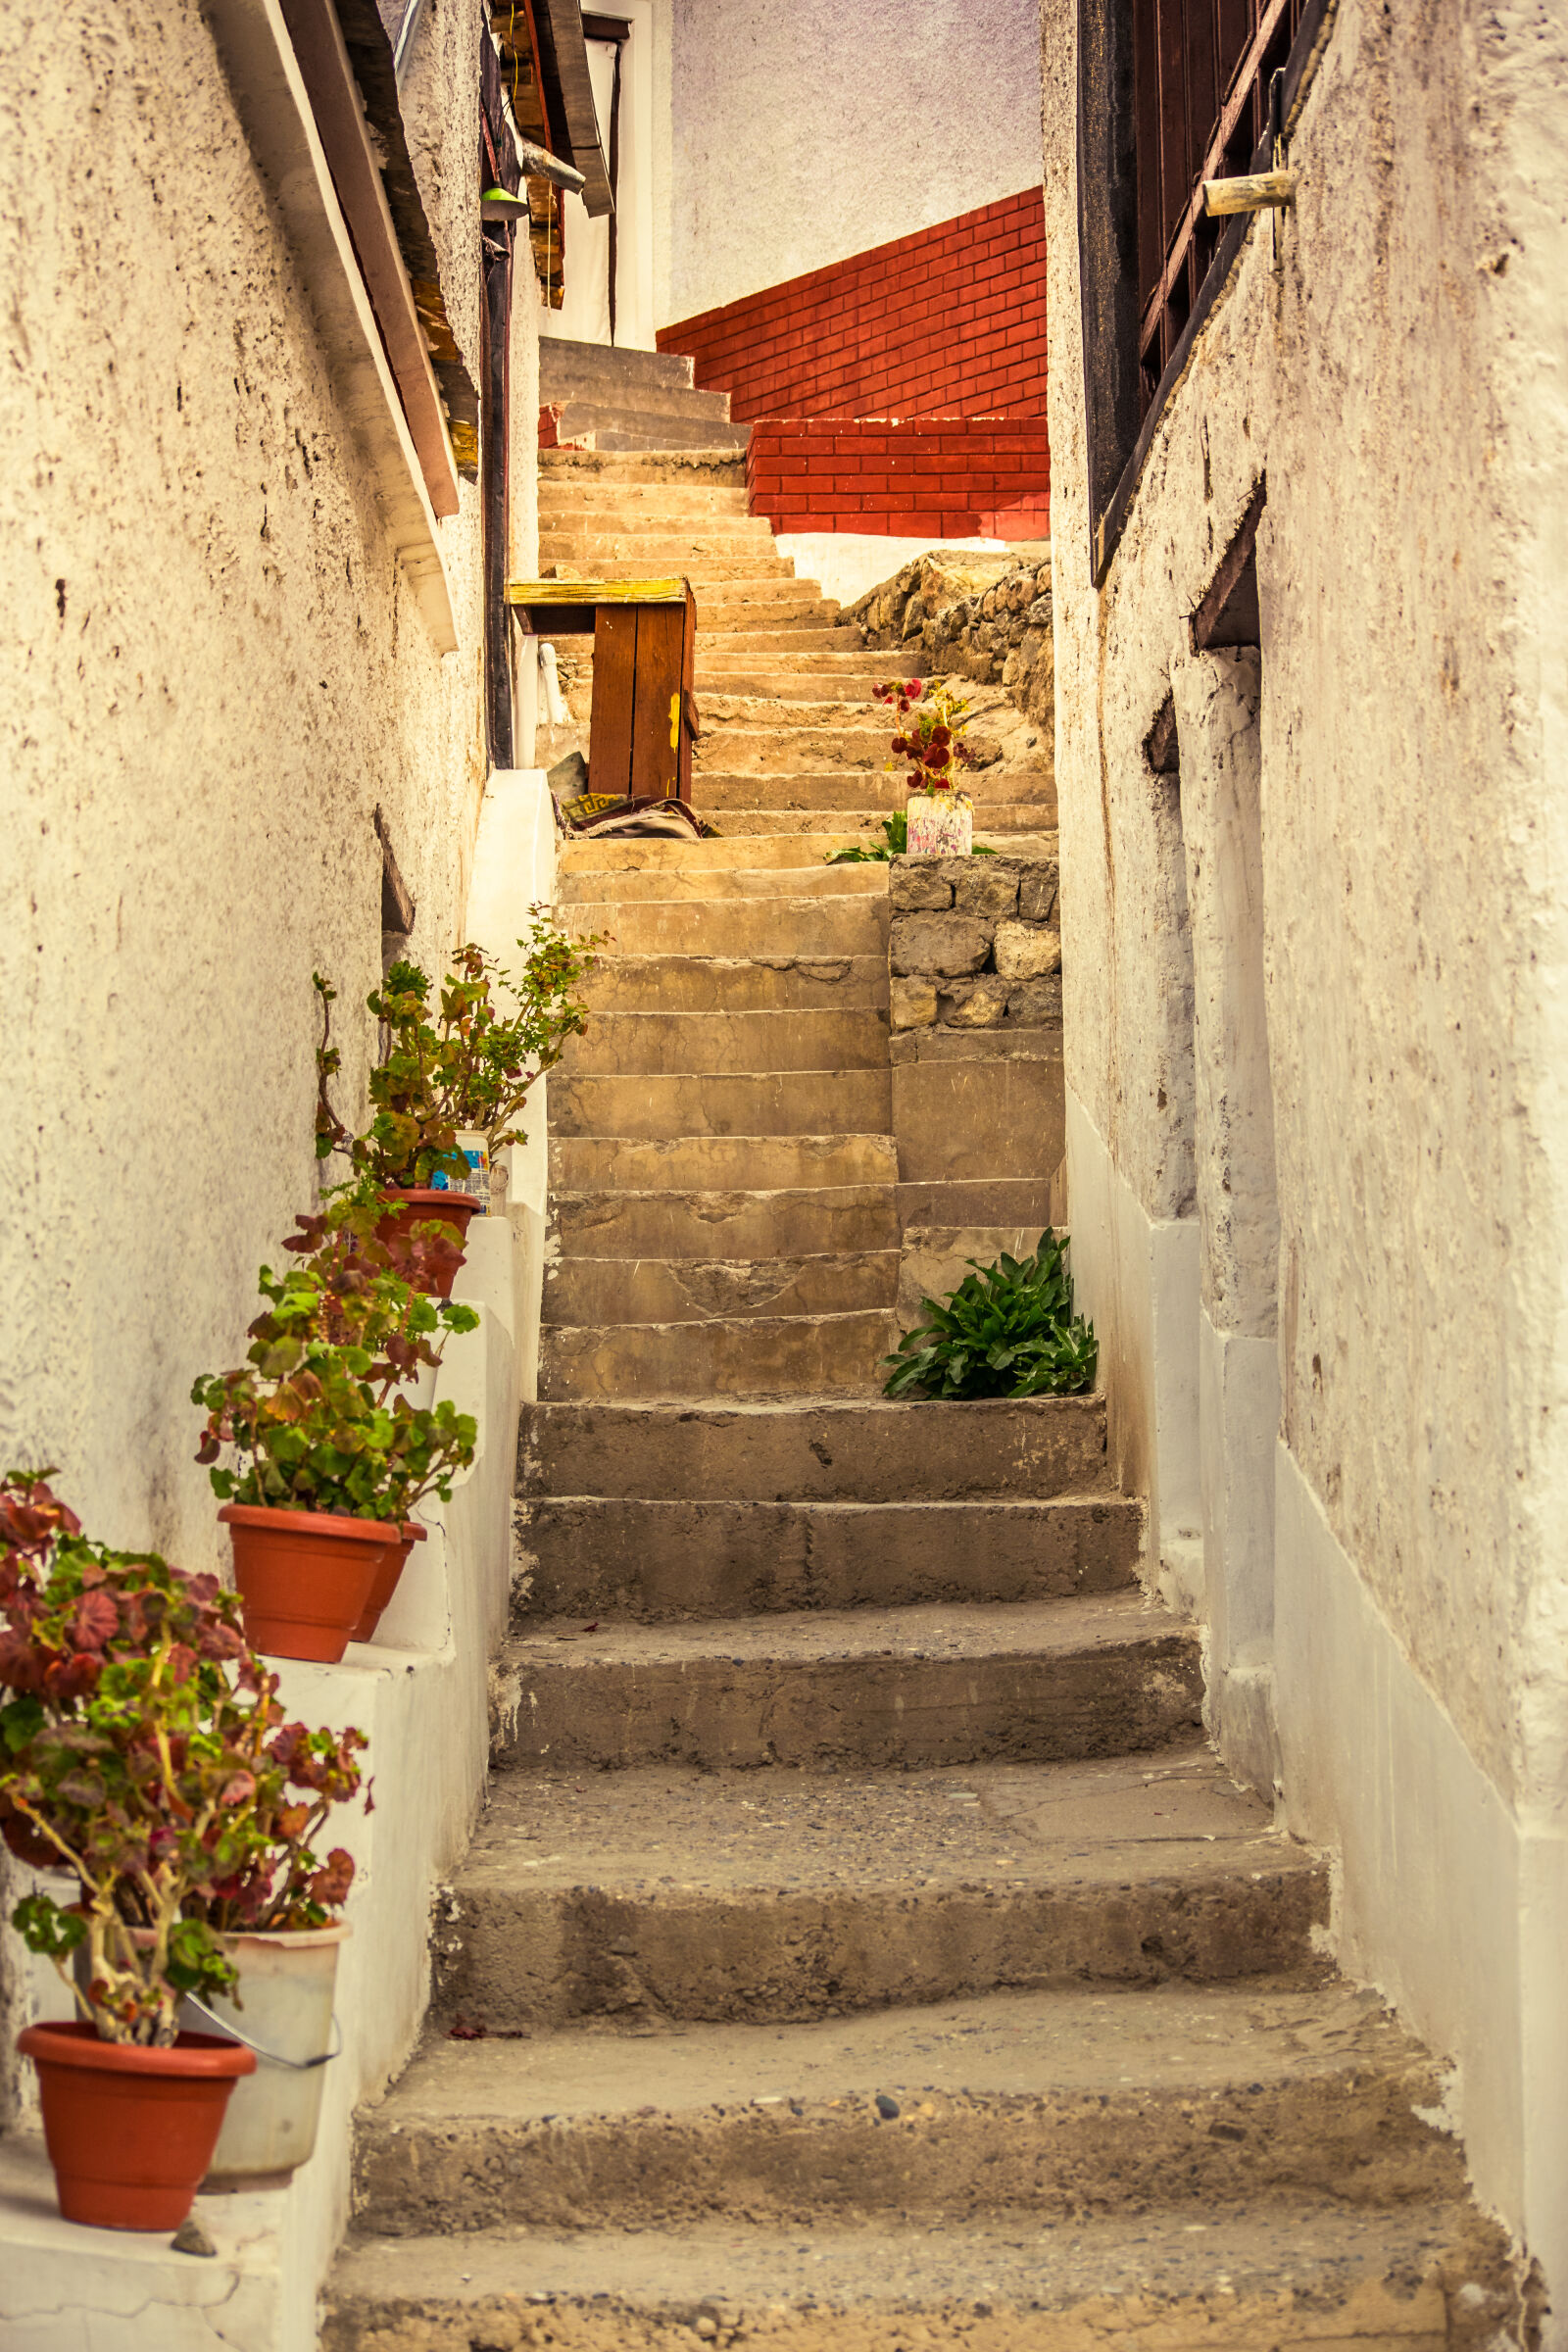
873,677,980,797
315,914,600,1191
0,1475,367,2047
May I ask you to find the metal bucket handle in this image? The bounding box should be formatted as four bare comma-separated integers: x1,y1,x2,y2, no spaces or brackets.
184,1994,343,2072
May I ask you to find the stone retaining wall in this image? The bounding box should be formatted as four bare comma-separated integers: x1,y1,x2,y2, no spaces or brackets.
889,853,1060,1031
848,553,1055,731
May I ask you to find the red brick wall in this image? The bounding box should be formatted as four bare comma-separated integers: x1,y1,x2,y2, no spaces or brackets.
747,418,1051,541
659,190,1048,423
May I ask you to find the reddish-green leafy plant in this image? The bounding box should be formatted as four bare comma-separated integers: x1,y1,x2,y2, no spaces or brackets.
0,1476,367,2046
872,676,980,796
190,1198,479,1521
315,914,600,1189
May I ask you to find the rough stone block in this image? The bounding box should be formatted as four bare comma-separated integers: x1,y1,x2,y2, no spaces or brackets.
1018,868,1059,922
891,913,993,977
890,862,954,911
890,977,938,1029
1006,977,1064,1024
938,976,1010,1027
952,863,1020,917
995,920,1062,980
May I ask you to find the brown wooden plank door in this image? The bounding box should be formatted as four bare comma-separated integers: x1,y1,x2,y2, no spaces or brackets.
589,604,638,797
627,603,684,799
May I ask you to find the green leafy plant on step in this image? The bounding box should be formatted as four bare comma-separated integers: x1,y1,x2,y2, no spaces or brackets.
826,811,996,865
883,1232,1098,1400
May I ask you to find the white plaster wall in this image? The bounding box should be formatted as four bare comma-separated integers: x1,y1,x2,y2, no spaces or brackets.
1041,0,1568,2305
666,0,1045,321
776,533,1020,611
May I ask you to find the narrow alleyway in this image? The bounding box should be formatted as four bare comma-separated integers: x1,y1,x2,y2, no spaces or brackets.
322,416,1525,2346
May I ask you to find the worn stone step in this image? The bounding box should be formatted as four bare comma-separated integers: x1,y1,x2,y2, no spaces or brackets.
543,514,776,546
539,450,747,485
695,593,840,625
435,1747,1326,2031
584,953,888,1013
549,1133,899,1194
550,1066,892,1143
538,484,752,518
552,407,751,454
518,1395,1109,1503
557,834,883,877
552,1185,899,1262
694,670,884,703
701,695,884,729
697,773,1052,816
540,534,787,569
544,1250,899,1330
703,810,906,837
538,1306,897,1403
695,727,884,771
700,625,863,653
545,374,732,425
561,898,886,960
514,1494,1140,1619
539,336,698,397
495,1592,1201,1770
324,2203,1519,2352
350,1980,1457,2234
561,1006,891,1078
702,647,887,672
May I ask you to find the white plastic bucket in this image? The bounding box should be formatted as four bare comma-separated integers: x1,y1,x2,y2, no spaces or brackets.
183,1922,350,2189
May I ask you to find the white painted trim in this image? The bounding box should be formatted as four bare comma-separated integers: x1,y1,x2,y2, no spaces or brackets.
202,0,458,652
1275,1445,1568,2335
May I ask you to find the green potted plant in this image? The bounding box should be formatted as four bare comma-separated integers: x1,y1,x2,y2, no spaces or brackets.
191,1206,479,1661
315,915,599,1296
0,1474,369,2215
873,676,981,857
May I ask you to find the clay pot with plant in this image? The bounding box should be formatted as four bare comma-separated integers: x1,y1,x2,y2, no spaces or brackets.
314,914,599,1296
874,676,982,857
191,1226,478,1662
0,1474,365,2227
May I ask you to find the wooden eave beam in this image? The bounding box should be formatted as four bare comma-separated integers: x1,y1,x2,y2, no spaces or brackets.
333,0,481,477
202,0,457,650
278,0,461,516
531,0,614,217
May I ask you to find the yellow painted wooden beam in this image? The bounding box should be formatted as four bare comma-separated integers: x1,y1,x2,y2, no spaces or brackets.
505,578,687,605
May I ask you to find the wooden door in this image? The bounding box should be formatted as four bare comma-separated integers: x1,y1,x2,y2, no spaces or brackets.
588,598,691,800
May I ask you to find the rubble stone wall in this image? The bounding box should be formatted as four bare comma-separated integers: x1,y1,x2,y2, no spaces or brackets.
849,552,1055,734
889,854,1060,1033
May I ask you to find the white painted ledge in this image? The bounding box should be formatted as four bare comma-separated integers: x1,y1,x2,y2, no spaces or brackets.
201,0,458,652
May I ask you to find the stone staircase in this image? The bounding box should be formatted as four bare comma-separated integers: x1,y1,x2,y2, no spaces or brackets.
540,336,749,453
321,443,1525,2348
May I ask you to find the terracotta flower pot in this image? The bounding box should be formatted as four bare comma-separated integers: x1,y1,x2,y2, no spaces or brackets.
219,1504,401,1664
351,1520,428,1643
18,2019,255,2231
376,1187,480,1298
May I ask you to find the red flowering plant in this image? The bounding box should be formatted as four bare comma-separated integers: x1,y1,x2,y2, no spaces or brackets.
0,1474,367,2047
872,676,980,797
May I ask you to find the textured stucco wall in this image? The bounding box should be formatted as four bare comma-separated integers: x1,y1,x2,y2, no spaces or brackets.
1042,0,1568,2290
0,0,526,1625
667,0,1045,321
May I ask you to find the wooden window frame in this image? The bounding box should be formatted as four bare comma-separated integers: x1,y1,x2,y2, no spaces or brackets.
1077,0,1334,586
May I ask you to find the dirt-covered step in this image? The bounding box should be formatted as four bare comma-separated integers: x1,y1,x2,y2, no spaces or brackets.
560,1006,890,1078
322,2202,1523,2352
514,1494,1140,1620
349,1980,1459,2236
494,1592,1200,1769
537,1306,897,1404
539,450,747,484
549,1132,899,1194
551,1183,899,1261
583,952,888,1014
519,1394,1110,1502
543,1250,899,1331
558,897,886,961
549,1066,893,1144
435,1747,1325,2031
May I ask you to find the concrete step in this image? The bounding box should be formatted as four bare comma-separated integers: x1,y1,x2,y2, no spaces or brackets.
695,728,884,771
702,647,889,673
539,335,698,398
549,1066,892,1142
561,1006,891,1077
547,376,734,426
540,450,747,485
541,534,788,569
695,670,884,703
583,952,888,1013
703,810,907,836
553,405,752,454
700,626,865,653
350,1980,1457,2233
549,1132,899,1193
518,1395,1110,1502
323,2203,1519,2352
538,1306,898,1403
694,593,841,626
543,1249,900,1330
542,514,777,547
434,1746,1326,2030
514,1494,1141,1619
495,1592,1201,1770
701,694,884,728
538,483,752,518
561,898,886,959
557,842,888,884
551,1184,899,1262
